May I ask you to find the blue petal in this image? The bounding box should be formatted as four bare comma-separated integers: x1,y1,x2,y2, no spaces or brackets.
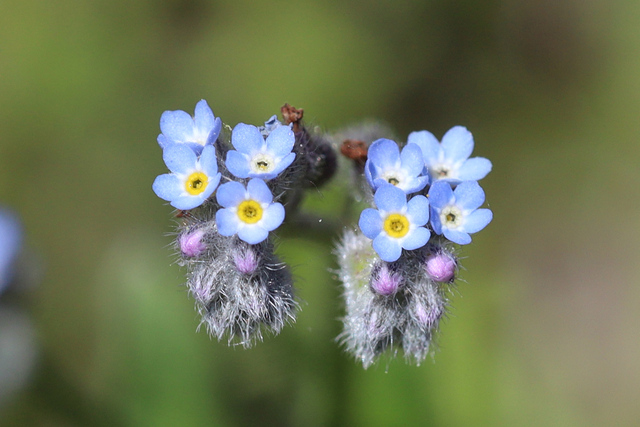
430,206,443,235
157,134,168,149
402,175,429,194
232,123,263,154
400,143,425,176
216,209,239,236
199,145,218,176
458,157,492,181
364,160,375,188
373,234,402,262
225,150,251,178
152,174,182,201
407,131,440,163
205,172,221,196
374,184,407,213
216,181,247,208
359,208,382,239
265,125,295,157
238,225,269,245
443,228,472,245
441,126,474,162
163,144,196,174
160,110,194,144
268,152,296,178
0,209,21,293
260,203,285,231
206,118,223,145
368,139,400,170
427,181,454,209
171,194,206,210
406,195,430,226
247,178,273,204
454,181,485,210
194,100,215,132
402,227,431,251
463,208,492,233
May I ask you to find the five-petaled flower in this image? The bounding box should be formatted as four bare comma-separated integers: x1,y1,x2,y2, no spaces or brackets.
157,100,222,155
365,138,429,194
408,126,492,183
225,123,296,180
152,144,221,210
215,178,285,244
428,180,492,245
359,184,431,262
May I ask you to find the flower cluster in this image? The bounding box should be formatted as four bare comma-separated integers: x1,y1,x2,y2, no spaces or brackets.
152,100,493,367
338,126,492,367
152,101,336,346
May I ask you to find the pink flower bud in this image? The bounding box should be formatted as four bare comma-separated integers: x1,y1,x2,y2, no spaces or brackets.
371,266,402,295
234,248,259,274
179,229,207,257
425,253,456,282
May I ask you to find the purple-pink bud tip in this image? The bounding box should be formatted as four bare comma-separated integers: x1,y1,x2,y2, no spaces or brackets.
425,253,456,282
234,248,259,274
371,266,402,295
179,229,207,257
414,303,442,328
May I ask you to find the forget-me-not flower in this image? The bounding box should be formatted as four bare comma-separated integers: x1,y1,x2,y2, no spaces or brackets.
408,126,491,183
157,100,222,155
215,179,285,245
365,139,429,194
428,180,492,245
152,144,221,210
225,123,295,180
0,209,22,295
359,184,431,262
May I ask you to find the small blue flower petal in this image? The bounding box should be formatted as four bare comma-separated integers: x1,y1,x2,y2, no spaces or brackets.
260,203,285,232
199,145,218,177
231,123,263,154
265,125,295,158
158,100,222,153
453,181,485,210
463,209,493,234
225,151,251,179
0,209,22,294
443,229,472,245
216,181,247,208
402,227,431,251
399,143,425,177
215,209,239,236
152,174,182,201
441,126,474,161
268,152,296,178
246,178,273,205
374,184,407,213
406,195,430,225
163,144,197,175
359,208,383,239
457,157,492,181
407,130,440,162
238,226,269,245
428,181,454,207
373,234,402,263
368,139,399,170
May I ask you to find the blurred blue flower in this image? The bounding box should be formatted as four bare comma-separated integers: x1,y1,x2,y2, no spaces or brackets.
258,115,283,137
215,178,285,244
359,184,431,262
157,100,222,155
428,180,493,244
408,126,492,183
152,144,221,210
225,123,295,180
0,209,22,295
364,139,429,194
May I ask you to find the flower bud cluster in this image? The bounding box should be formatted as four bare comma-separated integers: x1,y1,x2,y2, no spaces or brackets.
337,126,493,367
152,101,336,347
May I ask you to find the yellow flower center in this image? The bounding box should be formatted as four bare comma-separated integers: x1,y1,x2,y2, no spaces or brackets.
237,200,263,224
185,172,208,195
383,213,410,238
387,177,399,185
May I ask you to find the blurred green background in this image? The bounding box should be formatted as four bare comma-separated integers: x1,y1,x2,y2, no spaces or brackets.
1,0,639,426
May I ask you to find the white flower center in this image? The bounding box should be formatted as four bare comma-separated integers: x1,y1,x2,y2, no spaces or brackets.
440,205,464,229
250,153,276,173
381,169,405,187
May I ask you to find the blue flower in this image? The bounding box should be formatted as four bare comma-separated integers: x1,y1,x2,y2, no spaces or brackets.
215,178,285,244
0,208,22,295
428,180,493,245
152,144,221,210
258,115,283,137
359,184,431,262
225,123,296,180
157,100,222,155
364,139,429,194
407,126,492,183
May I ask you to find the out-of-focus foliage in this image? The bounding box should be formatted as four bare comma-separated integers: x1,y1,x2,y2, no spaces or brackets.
1,0,639,426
